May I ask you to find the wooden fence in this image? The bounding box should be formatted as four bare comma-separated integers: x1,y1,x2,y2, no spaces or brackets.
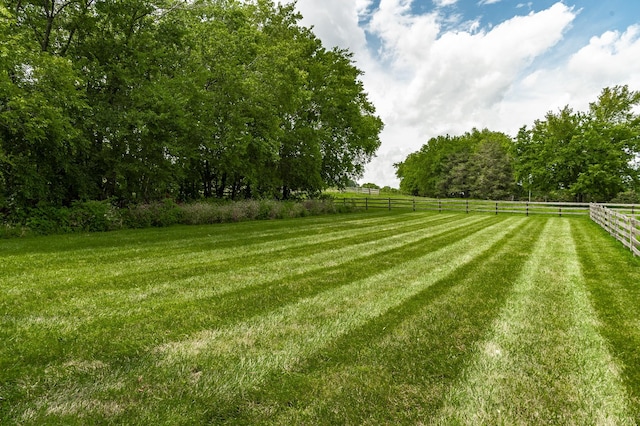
337,197,640,256
338,197,592,216
590,204,640,257
343,187,381,196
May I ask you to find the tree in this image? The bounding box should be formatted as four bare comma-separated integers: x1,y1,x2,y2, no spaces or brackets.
395,129,515,199
470,137,515,200
0,2,89,210
514,86,640,202
361,183,380,189
1,0,384,210
573,86,640,201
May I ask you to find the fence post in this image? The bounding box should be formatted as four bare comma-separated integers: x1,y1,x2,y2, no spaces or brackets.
388,198,391,211
466,199,469,214
495,202,498,215
439,200,442,213
413,199,416,212
627,217,635,251
633,217,638,257
559,206,562,217
526,202,529,217
365,198,368,211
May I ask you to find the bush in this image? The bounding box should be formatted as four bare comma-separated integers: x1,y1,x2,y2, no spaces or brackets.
25,205,71,235
610,191,640,204
180,201,224,225
1,197,353,237
0,223,30,238
124,199,183,228
69,200,123,232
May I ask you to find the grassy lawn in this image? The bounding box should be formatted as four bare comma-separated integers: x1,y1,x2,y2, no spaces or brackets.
1,211,639,424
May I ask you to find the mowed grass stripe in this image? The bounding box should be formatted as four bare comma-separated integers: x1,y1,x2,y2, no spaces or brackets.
434,219,633,425
1,213,465,328
1,214,495,417
147,217,528,419
17,217,526,422
70,215,496,357
1,213,456,294
239,216,547,425
3,214,482,335
3,214,496,372
571,219,640,422
2,213,484,330
0,212,426,270
93,214,484,304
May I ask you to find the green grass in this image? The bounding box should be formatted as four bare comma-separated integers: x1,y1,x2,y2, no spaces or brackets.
1,211,639,424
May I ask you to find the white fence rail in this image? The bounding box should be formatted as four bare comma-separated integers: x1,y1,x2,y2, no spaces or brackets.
343,187,381,196
590,204,640,257
338,197,591,216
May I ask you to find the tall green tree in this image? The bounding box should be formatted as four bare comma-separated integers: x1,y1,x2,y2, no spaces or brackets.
396,129,515,199
1,0,384,211
514,106,582,200
470,137,515,200
0,2,89,209
514,86,640,202
573,86,640,200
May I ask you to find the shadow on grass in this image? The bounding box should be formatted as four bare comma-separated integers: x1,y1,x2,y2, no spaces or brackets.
73,216,501,360
572,219,640,422
207,218,547,424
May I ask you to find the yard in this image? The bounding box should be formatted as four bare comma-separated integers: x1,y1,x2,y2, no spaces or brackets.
1,211,639,424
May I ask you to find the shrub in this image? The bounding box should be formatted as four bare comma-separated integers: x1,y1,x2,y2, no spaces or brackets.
25,205,71,235
281,201,305,218
242,200,261,220
0,223,30,238
1,197,354,237
180,202,224,225
610,191,640,204
69,200,123,232
124,199,183,228
303,199,337,215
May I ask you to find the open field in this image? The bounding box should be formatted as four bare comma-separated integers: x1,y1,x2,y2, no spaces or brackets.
1,211,640,424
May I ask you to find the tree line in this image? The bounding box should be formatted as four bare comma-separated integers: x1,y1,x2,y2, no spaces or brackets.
395,86,640,202
0,0,383,216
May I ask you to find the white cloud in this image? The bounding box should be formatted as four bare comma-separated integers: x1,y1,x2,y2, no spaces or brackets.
360,1,576,181
503,24,640,120
434,0,458,6
293,1,640,187
294,0,371,54
567,25,640,88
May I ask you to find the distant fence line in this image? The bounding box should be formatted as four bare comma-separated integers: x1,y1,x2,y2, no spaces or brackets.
590,204,640,257
336,197,640,256
338,197,595,216
343,187,381,196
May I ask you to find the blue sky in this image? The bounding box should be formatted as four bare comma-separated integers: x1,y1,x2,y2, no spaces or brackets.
294,0,640,187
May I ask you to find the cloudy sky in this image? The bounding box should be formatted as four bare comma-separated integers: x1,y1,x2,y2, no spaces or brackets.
292,0,640,187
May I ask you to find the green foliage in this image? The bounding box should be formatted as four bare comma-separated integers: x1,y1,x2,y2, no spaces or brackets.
24,205,72,235
69,200,123,232
0,198,345,237
361,183,380,189
0,0,383,215
610,191,640,204
395,129,515,199
123,199,184,228
381,186,401,194
397,86,640,202
514,86,640,202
